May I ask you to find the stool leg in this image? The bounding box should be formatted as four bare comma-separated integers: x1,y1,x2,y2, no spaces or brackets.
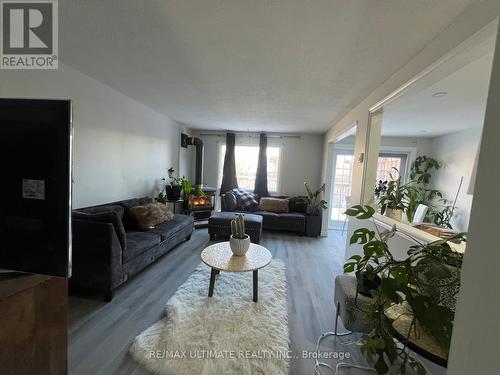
313,301,376,374
334,301,352,336
314,330,376,375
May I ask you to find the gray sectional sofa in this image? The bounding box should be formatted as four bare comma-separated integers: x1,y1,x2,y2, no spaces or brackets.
71,197,194,301
221,192,308,235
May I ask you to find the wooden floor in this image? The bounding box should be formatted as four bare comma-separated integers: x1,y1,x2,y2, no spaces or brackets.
68,229,444,375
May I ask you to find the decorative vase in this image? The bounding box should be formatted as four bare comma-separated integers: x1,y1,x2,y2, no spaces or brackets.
385,208,403,221
165,185,182,200
229,234,250,256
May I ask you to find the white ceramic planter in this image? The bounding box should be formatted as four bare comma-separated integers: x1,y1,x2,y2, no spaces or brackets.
229,234,250,256
385,208,403,221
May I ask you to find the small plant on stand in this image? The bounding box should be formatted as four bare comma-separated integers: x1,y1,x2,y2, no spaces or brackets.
229,213,250,256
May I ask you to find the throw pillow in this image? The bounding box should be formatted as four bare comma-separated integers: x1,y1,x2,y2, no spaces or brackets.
289,196,308,213
73,209,127,250
222,191,238,211
259,197,289,213
232,188,259,211
157,203,175,221
130,203,174,230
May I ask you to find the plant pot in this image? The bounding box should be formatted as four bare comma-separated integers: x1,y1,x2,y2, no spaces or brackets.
385,208,403,221
165,185,182,200
229,234,251,256
306,214,322,237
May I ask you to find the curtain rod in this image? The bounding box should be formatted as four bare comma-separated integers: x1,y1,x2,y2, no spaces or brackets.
197,131,301,139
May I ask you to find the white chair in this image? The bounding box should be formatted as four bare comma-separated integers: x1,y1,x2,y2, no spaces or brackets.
412,204,428,224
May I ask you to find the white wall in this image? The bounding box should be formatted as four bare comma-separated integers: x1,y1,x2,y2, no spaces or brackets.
0,64,182,208
448,21,500,373
192,132,323,196
430,128,481,232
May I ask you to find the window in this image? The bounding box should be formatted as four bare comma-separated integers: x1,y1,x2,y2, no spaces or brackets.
218,145,281,193
377,153,408,182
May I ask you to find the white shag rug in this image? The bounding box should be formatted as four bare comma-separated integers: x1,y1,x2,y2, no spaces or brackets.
130,259,289,375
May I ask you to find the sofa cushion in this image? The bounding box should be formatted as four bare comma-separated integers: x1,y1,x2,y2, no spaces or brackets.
123,231,161,263
73,206,127,250
147,214,194,241
254,211,306,230
259,197,289,213
130,203,174,230
221,191,238,211
76,204,125,218
118,197,153,229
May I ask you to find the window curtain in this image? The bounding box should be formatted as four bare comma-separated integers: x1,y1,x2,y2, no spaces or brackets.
254,133,269,197
220,132,238,194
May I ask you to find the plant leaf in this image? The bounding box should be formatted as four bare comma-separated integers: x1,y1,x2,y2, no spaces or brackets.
344,205,375,219
350,228,376,245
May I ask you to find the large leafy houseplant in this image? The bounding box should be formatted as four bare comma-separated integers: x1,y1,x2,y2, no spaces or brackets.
406,156,443,222
304,182,328,215
304,182,328,237
343,205,464,374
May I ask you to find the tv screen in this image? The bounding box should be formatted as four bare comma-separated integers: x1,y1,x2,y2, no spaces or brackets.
0,99,72,277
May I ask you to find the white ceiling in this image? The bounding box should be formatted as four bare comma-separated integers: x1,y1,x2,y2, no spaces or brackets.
381,44,494,138
59,0,479,133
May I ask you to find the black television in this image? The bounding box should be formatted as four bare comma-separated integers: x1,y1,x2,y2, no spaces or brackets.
0,99,72,277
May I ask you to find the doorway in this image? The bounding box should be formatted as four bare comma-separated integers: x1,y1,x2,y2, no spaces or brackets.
328,148,354,230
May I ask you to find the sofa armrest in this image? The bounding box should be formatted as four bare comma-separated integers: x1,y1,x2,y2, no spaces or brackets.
71,219,123,297
72,219,123,260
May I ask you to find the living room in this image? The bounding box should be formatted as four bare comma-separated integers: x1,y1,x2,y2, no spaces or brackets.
1,1,500,375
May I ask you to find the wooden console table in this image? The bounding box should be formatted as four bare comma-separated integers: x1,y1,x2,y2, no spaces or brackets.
0,274,68,375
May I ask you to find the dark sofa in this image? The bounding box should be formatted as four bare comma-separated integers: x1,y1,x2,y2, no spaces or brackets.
221,192,308,235
71,197,194,301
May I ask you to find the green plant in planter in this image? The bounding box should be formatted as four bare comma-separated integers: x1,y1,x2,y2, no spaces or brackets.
157,167,205,201
231,213,246,239
181,179,206,197
304,182,328,215
378,168,415,218
344,205,464,374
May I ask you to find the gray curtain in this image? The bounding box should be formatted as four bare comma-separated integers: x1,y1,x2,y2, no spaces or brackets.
254,133,269,197
220,132,238,194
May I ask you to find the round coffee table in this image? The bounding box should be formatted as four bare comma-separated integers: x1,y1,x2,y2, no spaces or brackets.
201,242,272,302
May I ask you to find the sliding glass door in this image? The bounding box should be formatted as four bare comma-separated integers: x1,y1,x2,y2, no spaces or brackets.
329,149,354,230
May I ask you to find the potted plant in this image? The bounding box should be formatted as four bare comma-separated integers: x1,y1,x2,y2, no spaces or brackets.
378,168,414,221
344,205,464,374
405,156,443,222
304,182,328,237
164,167,183,200
229,213,250,256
